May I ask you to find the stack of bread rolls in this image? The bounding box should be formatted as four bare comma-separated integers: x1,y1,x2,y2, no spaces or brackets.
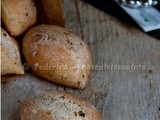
1,0,101,120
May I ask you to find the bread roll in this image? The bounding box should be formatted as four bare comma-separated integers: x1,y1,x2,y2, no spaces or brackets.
1,28,24,75
1,0,37,36
20,90,101,120
22,25,92,89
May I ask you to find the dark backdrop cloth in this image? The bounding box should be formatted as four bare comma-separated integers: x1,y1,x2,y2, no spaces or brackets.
83,0,160,40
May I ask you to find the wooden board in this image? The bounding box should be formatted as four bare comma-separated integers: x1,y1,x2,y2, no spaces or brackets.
2,0,160,120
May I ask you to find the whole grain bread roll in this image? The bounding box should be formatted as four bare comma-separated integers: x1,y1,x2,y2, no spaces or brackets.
1,28,24,75
22,25,92,89
20,90,102,120
1,0,37,36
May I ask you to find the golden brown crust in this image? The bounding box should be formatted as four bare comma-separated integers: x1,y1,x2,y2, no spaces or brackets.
21,100,52,120
1,0,37,36
22,25,92,89
20,90,102,120
1,28,24,75
51,91,102,120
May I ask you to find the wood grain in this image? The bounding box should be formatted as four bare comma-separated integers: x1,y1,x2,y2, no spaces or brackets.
35,0,65,27
2,0,160,120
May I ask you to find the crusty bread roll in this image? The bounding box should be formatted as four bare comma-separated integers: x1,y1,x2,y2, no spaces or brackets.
20,90,102,120
22,25,92,89
1,0,37,36
1,28,24,75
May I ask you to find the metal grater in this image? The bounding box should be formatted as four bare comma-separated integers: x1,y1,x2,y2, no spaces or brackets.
118,0,160,8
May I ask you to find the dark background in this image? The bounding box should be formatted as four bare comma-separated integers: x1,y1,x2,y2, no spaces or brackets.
83,0,160,40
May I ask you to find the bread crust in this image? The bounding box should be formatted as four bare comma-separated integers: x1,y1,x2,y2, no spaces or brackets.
1,0,37,36
1,28,24,75
20,90,102,120
22,25,92,89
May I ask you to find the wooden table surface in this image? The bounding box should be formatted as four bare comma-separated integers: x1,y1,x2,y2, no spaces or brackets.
2,0,160,120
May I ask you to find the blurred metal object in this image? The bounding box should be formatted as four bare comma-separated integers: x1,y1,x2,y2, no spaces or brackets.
118,0,159,8
128,0,142,8
152,0,159,5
